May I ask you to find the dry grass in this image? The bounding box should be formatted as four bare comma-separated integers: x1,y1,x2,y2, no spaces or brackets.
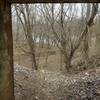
14,42,62,71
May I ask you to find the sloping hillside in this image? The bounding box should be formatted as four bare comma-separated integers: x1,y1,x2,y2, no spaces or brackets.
14,64,100,100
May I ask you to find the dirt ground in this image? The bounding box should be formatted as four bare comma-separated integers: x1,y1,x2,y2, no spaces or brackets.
14,64,100,100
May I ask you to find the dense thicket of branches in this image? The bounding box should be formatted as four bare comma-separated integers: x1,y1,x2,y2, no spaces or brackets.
12,3,99,71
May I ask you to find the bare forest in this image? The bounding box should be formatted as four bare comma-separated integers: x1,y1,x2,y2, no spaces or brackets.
12,3,100,100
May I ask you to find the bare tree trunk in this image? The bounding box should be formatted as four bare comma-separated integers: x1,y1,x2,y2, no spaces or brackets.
15,4,38,70
60,52,63,70
0,1,14,100
44,35,50,68
63,50,73,71
15,16,20,45
27,32,38,70
81,4,90,67
82,33,89,68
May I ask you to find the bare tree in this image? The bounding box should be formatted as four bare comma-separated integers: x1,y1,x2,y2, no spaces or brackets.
41,3,98,71
81,4,91,67
14,4,38,70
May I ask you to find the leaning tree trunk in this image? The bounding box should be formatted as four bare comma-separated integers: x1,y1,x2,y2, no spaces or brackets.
27,31,38,70
82,34,89,69
81,3,90,69
0,1,14,100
